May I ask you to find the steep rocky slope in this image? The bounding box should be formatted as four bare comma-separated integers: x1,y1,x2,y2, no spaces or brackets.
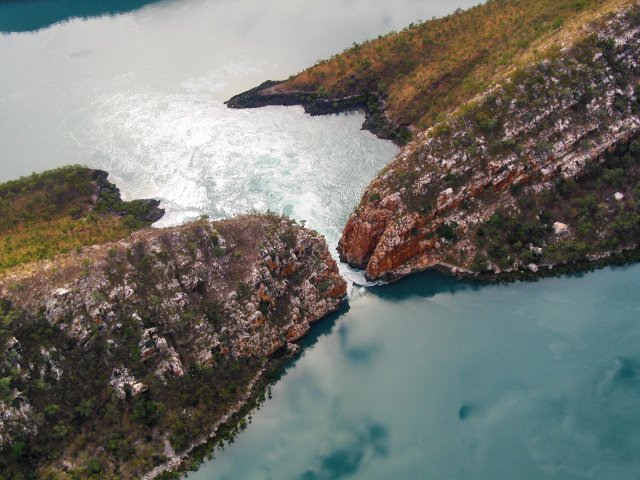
338,6,640,280
229,2,640,282
227,0,629,143
0,211,345,477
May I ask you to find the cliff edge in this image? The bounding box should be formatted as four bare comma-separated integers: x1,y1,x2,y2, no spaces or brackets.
338,6,640,280
0,172,345,478
227,1,640,282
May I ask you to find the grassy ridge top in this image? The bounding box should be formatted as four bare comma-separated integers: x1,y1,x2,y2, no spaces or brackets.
280,0,627,132
0,166,162,273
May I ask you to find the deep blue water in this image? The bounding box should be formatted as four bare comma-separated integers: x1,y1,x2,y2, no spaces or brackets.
0,0,162,33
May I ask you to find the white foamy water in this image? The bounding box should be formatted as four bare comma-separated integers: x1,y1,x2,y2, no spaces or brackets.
3,0,469,254
80,91,396,252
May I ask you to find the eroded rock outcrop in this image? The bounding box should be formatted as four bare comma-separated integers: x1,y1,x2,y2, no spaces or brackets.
338,7,640,280
0,215,345,478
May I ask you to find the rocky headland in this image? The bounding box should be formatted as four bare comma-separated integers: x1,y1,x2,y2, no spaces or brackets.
0,165,164,273
226,80,409,144
231,1,640,282
339,7,640,281
0,170,345,478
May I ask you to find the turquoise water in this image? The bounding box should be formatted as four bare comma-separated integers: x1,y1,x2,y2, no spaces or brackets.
1,1,639,479
191,267,640,479
0,0,163,33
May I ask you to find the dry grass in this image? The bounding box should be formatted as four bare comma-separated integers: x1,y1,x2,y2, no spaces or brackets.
280,0,629,132
0,216,131,272
0,166,154,274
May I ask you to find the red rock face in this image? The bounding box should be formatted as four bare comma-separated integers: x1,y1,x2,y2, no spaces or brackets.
327,280,348,299
321,255,349,299
367,228,439,280
338,10,640,281
338,205,395,268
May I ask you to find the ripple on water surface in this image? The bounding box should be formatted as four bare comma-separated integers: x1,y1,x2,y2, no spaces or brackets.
83,91,397,252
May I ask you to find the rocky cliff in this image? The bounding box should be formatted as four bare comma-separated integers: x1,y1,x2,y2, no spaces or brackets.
0,214,345,478
229,0,640,280
337,6,640,280
227,1,640,282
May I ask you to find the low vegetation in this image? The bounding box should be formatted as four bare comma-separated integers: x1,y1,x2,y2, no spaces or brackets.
0,296,262,479
0,203,344,478
473,137,640,271
275,0,627,138
0,166,162,273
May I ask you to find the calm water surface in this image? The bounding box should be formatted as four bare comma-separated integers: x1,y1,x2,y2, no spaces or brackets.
1,1,639,479
192,267,640,480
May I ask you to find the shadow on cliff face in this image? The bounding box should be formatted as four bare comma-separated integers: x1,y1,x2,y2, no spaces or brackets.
298,419,390,480
299,302,350,350
265,302,350,385
364,264,635,303
0,0,164,33
366,270,484,302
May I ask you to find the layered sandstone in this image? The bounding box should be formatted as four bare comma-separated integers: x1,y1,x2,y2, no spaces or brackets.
0,214,345,477
338,7,640,280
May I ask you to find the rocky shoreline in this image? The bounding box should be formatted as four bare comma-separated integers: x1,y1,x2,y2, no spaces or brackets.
91,169,165,225
0,208,346,477
143,363,268,480
225,80,411,144
424,246,640,285
149,342,310,480
226,4,640,287
332,7,640,282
